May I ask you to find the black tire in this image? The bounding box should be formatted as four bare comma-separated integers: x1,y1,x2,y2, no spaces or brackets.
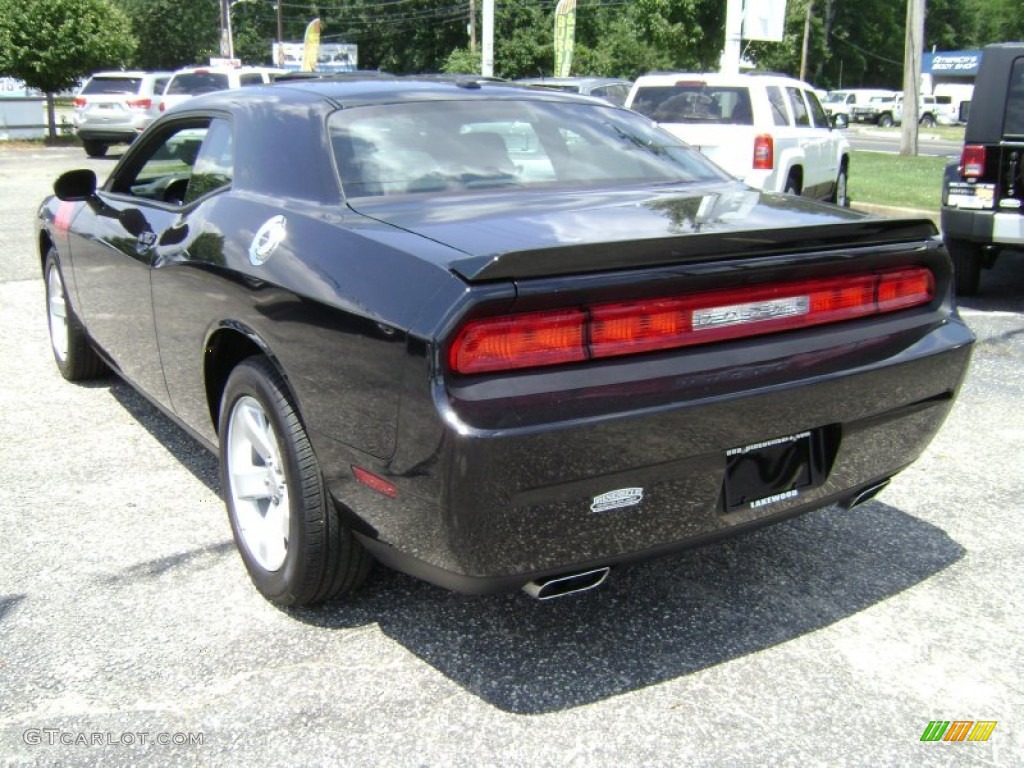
920,113,936,128
878,114,893,128
219,356,371,606
830,164,850,207
44,249,107,381
82,140,107,158
945,238,982,296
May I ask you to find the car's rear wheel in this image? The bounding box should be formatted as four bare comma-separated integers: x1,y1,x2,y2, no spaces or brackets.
878,114,894,128
945,237,982,296
920,113,936,128
220,356,371,606
81,140,107,158
44,249,107,381
830,164,850,207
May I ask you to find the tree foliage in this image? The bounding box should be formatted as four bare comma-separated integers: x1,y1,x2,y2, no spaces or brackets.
0,0,135,92
115,0,219,70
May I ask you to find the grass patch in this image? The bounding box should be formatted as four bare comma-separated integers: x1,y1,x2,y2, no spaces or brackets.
849,150,949,211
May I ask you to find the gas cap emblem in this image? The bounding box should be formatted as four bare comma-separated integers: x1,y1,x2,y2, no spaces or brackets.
249,215,287,266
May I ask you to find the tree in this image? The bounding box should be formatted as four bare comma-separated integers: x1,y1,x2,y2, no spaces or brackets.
116,0,219,70
0,0,136,137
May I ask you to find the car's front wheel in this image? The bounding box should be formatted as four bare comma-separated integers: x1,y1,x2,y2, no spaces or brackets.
878,114,894,128
219,356,371,606
44,249,107,381
81,140,107,158
945,237,983,296
920,113,936,128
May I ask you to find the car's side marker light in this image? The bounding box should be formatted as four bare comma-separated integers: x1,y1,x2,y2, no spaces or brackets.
352,466,398,498
449,268,935,374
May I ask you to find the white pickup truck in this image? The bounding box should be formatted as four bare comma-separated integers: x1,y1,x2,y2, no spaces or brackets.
850,92,958,128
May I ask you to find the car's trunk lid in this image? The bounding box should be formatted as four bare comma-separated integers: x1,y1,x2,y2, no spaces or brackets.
348,184,937,282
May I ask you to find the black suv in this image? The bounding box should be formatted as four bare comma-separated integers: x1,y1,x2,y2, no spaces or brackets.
941,43,1024,295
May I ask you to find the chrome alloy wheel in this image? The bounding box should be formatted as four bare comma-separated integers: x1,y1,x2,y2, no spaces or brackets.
226,395,290,571
47,264,69,363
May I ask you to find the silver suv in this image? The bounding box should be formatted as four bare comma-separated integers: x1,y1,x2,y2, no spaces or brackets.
73,71,171,157
158,66,284,114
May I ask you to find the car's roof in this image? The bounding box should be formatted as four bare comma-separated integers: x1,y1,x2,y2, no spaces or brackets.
189,76,601,109
633,72,811,88
87,71,169,79
170,65,285,76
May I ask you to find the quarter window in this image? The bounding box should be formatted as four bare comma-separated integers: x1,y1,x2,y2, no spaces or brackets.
786,87,811,126
766,86,790,126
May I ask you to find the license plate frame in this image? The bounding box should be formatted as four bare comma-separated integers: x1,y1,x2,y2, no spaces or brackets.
723,429,826,513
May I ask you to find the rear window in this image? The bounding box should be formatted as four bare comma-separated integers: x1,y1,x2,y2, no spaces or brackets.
631,85,754,125
82,76,143,95
1004,57,1024,137
329,98,729,198
166,72,230,96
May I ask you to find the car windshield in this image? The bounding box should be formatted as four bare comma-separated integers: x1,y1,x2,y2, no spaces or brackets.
166,72,230,96
328,98,729,198
629,85,755,125
82,77,143,95
823,92,848,103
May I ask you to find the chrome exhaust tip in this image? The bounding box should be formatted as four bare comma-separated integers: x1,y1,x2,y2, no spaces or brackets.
842,479,891,509
522,567,611,600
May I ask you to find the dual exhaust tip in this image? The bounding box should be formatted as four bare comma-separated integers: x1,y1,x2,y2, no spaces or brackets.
522,566,611,600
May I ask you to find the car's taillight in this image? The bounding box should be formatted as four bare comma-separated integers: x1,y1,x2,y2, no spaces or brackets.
448,268,935,375
126,98,152,110
449,308,587,374
73,97,86,108
961,145,985,178
753,134,774,170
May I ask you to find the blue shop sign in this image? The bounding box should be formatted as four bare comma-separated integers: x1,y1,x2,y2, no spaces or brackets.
924,50,983,77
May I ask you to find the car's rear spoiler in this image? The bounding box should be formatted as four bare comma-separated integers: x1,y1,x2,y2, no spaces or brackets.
449,218,939,282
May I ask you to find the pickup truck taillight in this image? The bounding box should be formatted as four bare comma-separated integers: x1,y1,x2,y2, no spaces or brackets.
961,145,986,179
753,134,774,170
449,268,935,374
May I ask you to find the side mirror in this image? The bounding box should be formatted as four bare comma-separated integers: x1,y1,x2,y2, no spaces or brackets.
54,169,97,202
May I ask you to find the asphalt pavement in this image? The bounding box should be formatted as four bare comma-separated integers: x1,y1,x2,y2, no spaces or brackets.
1,144,1022,767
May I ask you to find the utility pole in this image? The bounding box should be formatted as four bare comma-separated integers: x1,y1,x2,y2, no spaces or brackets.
482,0,494,77
800,1,814,82
277,1,284,65
470,0,477,53
900,0,925,156
722,0,743,75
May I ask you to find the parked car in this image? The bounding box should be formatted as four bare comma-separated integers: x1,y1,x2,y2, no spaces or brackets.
626,72,850,205
849,92,957,127
72,71,171,157
158,65,284,113
513,77,632,106
38,78,972,606
820,88,896,128
941,43,1024,295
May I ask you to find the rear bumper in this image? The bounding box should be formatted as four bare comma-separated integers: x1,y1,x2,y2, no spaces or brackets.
942,206,1024,245
321,314,973,594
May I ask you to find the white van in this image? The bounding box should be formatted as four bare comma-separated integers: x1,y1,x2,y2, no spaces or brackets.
158,66,284,113
820,89,896,127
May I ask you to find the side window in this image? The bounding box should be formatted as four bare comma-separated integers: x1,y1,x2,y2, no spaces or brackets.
805,90,830,128
184,119,233,203
153,77,170,97
766,86,790,126
786,87,810,126
110,122,210,203
1004,57,1024,137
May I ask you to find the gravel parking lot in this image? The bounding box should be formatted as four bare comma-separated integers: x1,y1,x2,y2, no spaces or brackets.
1,144,1022,767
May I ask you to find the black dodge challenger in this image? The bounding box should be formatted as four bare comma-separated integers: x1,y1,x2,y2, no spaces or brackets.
37,78,974,605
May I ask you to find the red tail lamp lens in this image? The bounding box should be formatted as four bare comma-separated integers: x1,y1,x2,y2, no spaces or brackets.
448,268,935,375
448,308,586,374
961,145,985,178
126,98,152,110
753,134,774,170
